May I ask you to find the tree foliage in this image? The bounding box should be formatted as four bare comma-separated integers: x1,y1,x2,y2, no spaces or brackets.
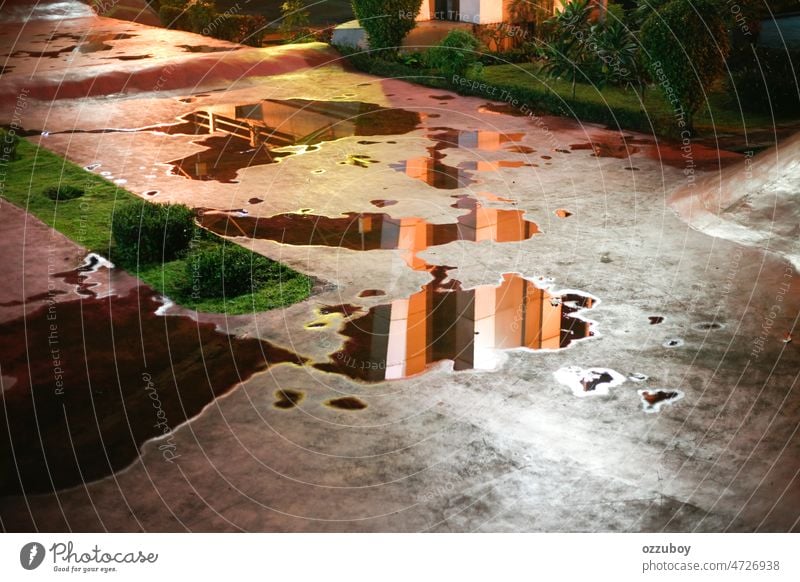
351,0,423,52
280,0,311,42
640,0,730,132
112,202,195,265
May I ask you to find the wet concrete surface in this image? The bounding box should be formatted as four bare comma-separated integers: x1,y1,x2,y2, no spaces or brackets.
0,1,798,533
0,206,306,496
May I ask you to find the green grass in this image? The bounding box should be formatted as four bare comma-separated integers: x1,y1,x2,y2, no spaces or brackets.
339,48,795,140
480,63,784,136
1,139,312,314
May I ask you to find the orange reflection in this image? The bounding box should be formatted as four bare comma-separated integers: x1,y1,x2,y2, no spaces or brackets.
316,273,594,382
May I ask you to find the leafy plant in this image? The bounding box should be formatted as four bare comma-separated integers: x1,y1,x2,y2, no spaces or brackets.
425,29,483,80
185,242,293,299
280,0,311,42
641,0,730,133
187,0,216,34
541,0,597,97
350,0,423,53
112,202,195,265
596,16,649,98
43,184,84,201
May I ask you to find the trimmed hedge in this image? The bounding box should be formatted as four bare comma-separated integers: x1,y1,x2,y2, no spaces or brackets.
185,242,293,298
112,202,195,265
159,5,191,30
43,184,84,201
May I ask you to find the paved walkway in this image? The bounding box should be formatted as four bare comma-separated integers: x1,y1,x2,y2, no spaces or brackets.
1,0,799,533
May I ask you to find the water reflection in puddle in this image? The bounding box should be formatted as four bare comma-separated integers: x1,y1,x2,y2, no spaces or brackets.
167,99,421,182
315,270,596,382
273,389,304,409
394,128,529,189
639,389,684,413
197,196,539,270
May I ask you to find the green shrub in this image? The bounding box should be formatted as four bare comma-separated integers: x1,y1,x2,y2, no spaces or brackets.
43,184,84,201
1,128,20,161
280,0,311,42
187,0,216,34
159,4,191,30
185,243,292,298
112,202,195,265
351,0,423,53
426,30,483,79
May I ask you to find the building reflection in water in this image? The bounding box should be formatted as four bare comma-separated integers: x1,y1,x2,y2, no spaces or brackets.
197,196,539,271
395,129,530,189
315,271,595,382
167,98,421,182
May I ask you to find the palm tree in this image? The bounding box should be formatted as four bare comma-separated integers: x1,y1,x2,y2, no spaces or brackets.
541,0,594,98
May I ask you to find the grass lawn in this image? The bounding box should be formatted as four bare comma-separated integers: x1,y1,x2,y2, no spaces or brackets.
1,139,312,314
480,63,783,136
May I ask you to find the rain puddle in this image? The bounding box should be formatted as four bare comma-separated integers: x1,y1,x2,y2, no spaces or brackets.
326,396,368,410
370,199,397,208
166,99,421,182
9,33,136,58
178,44,242,53
639,389,684,413
394,128,529,189
274,389,304,409
0,262,305,495
553,366,625,397
197,195,539,270
314,270,596,382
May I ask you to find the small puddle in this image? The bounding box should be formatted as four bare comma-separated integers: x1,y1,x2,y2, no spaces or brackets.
370,199,397,208
326,396,367,410
478,102,528,116
648,316,664,325
315,271,596,382
358,289,386,297
178,44,241,53
104,54,152,61
639,389,684,413
273,389,304,409
553,366,625,397
570,141,640,159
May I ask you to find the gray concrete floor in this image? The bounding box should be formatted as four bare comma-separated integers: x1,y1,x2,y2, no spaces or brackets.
0,2,798,532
